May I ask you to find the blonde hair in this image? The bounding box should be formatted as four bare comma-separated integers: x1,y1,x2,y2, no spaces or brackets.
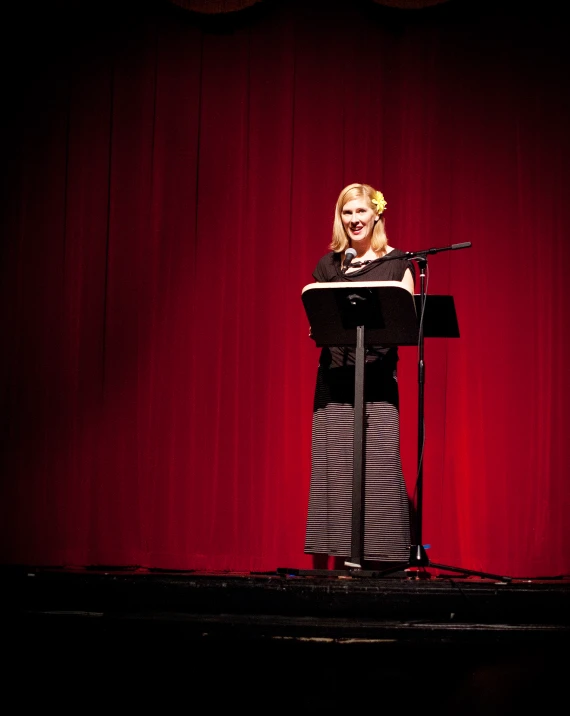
330,183,388,254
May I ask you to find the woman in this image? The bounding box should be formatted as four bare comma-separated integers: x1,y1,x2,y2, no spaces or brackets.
304,182,415,570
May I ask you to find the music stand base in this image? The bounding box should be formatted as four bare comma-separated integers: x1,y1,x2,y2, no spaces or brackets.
277,545,512,583
371,545,513,583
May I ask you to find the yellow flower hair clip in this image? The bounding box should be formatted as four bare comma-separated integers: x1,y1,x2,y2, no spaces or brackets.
371,190,387,215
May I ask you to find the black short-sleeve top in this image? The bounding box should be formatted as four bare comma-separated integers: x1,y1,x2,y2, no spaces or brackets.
312,249,415,369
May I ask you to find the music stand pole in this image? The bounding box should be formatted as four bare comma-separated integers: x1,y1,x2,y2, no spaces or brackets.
345,323,366,569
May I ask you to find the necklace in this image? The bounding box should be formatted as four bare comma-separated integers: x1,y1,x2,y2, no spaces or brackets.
350,259,372,268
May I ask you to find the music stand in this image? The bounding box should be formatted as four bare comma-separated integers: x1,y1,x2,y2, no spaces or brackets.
279,281,419,578
279,266,512,582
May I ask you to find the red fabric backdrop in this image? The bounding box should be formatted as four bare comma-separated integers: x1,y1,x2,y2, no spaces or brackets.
1,0,569,578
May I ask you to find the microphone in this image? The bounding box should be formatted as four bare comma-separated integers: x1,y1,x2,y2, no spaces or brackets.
343,248,357,272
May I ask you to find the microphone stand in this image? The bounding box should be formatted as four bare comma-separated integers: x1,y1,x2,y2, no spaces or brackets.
379,242,512,582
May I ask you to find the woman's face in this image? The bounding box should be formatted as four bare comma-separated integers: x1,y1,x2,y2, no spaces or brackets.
341,197,378,245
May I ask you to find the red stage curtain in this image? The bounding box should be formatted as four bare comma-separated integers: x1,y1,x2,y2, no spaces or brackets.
1,0,569,578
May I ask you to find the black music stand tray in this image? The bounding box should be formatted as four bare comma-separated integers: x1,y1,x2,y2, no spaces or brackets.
279,281,420,578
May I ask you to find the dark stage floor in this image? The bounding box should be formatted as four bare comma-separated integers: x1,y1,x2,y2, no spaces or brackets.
3,565,569,711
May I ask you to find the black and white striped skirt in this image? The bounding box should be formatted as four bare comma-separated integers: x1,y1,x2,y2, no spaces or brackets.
304,362,411,562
